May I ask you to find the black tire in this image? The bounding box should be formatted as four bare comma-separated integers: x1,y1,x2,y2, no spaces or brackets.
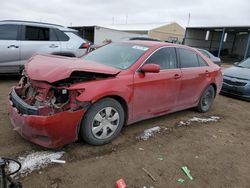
196,85,215,112
80,98,125,145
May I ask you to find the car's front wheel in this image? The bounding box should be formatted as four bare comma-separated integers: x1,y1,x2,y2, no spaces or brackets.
80,98,125,145
196,85,215,112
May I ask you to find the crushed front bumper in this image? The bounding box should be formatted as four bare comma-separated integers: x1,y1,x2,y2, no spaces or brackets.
8,89,85,148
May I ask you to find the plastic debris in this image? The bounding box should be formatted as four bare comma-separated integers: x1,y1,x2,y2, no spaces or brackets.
51,159,66,164
139,148,144,151
157,156,164,161
116,178,127,188
181,166,193,180
177,178,185,184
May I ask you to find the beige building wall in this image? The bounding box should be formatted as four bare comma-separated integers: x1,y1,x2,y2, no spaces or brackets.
148,23,185,43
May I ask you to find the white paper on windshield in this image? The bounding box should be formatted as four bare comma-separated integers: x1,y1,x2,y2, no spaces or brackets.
132,45,149,51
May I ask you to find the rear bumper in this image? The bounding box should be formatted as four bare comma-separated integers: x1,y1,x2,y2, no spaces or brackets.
8,89,85,148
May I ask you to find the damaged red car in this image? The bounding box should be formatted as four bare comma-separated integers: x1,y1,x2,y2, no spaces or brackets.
8,41,223,148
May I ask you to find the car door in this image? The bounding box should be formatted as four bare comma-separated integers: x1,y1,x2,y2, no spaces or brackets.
177,47,210,108
0,24,21,73
20,25,61,66
132,47,182,121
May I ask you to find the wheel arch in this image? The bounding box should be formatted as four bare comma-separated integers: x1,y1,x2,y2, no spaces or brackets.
210,83,217,97
77,95,129,139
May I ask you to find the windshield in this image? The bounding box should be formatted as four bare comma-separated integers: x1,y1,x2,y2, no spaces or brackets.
236,58,250,69
83,43,149,69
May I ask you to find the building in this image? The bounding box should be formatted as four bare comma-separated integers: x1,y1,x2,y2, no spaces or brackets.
104,22,185,43
184,26,250,60
70,22,185,45
70,25,143,46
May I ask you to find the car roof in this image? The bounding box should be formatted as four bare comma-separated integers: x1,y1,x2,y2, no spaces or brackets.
0,20,76,32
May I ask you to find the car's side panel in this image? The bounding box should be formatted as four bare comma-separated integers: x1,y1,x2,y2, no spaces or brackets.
132,69,182,122
60,32,87,57
69,72,134,124
177,67,212,107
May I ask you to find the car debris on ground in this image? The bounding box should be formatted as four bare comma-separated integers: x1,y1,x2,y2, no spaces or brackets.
51,159,66,164
116,178,127,188
177,178,185,184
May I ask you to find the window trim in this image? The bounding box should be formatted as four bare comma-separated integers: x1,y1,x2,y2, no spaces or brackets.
136,46,179,73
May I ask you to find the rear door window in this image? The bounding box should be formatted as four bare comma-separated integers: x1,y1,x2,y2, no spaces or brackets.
144,47,177,70
178,48,200,68
25,26,50,41
198,55,208,67
0,24,18,40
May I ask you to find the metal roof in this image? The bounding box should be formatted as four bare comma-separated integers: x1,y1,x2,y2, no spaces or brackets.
100,22,174,31
187,25,250,30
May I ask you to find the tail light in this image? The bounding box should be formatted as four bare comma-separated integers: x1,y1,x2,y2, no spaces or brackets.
79,43,90,49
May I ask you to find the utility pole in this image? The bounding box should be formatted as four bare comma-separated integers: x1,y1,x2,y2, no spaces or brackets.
187,13,191,27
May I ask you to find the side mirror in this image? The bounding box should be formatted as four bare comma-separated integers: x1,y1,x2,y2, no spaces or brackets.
141,64,160,73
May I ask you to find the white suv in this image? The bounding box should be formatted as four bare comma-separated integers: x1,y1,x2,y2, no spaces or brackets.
0,20,90,74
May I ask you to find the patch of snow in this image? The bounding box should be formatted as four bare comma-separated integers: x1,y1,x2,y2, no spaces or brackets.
138,126,161,141
9,151,65,177
177,116,221,127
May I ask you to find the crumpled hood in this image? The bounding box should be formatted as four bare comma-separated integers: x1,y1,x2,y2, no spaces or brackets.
224,66,250,80
25,55,121,83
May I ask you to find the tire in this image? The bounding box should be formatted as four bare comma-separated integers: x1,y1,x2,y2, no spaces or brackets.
80,98,125,145
196,85,215,113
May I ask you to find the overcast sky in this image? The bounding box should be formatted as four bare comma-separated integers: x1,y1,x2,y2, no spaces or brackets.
0,0,249,28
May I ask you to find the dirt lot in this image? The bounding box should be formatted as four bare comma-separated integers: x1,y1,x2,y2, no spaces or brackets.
0,75,250,188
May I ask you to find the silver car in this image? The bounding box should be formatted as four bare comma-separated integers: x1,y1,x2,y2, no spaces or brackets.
0,20,89,74
221,58,250,101
197,48,221,66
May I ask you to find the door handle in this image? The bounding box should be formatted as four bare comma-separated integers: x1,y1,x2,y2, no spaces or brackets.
49,44,59,48
7,45,19,48
205,70,209,77
173,74,181,79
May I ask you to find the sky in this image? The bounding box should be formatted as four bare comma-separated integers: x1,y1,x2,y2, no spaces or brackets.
0,0,249,28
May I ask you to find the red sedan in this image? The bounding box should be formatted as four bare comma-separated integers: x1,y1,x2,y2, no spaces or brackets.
8,41,223,148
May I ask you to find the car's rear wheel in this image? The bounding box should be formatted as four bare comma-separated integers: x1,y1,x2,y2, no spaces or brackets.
196,85,215,112
80,98,125,145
